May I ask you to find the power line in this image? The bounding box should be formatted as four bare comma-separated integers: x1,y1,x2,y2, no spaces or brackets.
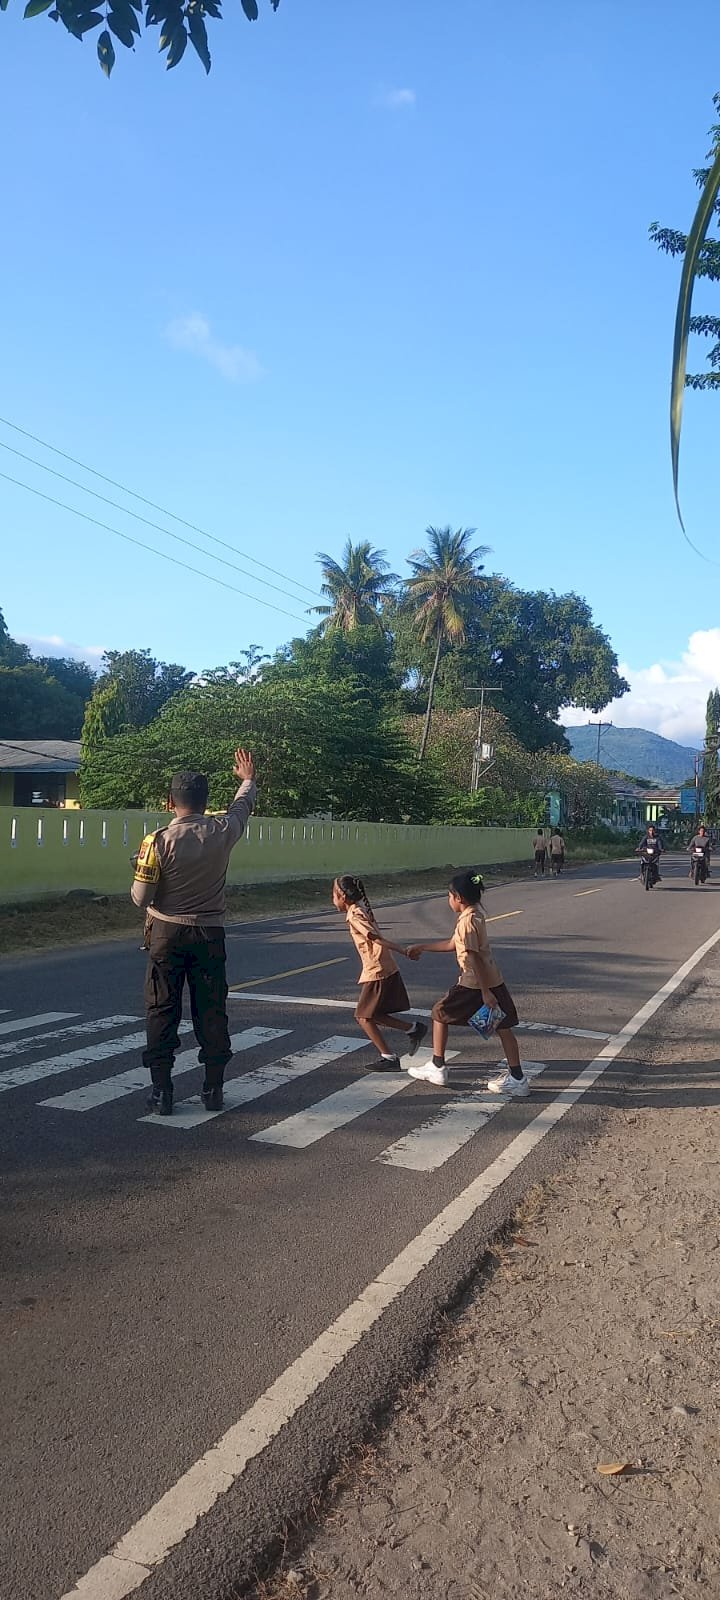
0,470,308,624
0,414,319,600
0,438,314,612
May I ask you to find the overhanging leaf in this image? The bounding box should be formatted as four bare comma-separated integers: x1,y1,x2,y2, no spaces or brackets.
97,24,115,72
240,0,258,18
671,141,720,526
165,19,187,66
108,9,136,45
23,0,54,17
188,7,210,71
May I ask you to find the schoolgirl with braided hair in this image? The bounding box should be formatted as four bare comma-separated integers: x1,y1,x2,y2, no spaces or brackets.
407,868,529,1096
332,874,427,1069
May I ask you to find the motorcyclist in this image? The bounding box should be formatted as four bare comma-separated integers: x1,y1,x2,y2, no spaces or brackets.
687,824,712,879
636,824,663,882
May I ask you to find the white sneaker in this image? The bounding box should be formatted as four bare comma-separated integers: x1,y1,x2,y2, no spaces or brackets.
487,1068,529,1098
407,1061,449,1087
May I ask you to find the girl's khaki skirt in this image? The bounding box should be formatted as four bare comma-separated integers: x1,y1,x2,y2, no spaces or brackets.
431,980,519,1030
355,971,410,1021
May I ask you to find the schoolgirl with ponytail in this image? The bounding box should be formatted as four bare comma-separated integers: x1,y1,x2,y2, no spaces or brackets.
407,868,530,1096
332,874,427,1069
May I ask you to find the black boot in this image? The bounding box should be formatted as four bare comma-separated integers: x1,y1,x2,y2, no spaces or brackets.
201,1085,224,1112
147,1085,173,1116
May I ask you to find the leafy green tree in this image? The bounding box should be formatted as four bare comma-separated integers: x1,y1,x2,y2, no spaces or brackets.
313,541,398,635
0,0,279,79
705,686,720,825
34,655,96,703
97,648,193,727
80,675,436,822
0,605,31,667
0,664,86,738
80,680,127,752
467,584,629,752
266,623,399,700
404,526,489,763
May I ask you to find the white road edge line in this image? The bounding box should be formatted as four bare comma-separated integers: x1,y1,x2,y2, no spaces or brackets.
59,922,720,1600
230,994,611,1041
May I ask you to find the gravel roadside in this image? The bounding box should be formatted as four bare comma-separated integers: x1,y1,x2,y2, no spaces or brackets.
247,951,720,1600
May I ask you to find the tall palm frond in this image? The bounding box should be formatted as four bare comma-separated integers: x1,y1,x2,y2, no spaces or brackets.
312,539,398,633
404,526,489,762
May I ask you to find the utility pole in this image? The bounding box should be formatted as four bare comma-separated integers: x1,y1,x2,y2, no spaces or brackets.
588,719,612,823
467,685,501,793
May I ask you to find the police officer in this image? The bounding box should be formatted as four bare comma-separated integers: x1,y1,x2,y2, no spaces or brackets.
131,748,256,1115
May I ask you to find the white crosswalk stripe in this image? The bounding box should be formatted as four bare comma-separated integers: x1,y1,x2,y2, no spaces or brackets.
0,1014,138,1061
0,1011,79,1038
141,1035,366,1130
0,1022,193,1096
376,1061,548,1172
0,1000,563,1178
251,1049,460,1151
40,1028,290,1112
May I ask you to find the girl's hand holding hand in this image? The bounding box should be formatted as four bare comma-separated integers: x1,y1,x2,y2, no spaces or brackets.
406,945,423,961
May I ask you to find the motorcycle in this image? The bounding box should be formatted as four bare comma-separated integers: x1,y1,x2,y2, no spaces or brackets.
691,846,709,887
638,846,660,891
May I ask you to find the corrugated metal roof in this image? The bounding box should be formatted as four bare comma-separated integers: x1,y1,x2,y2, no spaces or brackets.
0,740,81,773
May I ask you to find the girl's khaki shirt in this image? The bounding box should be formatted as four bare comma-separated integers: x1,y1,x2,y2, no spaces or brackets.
346,904,397,983
453,906,503,990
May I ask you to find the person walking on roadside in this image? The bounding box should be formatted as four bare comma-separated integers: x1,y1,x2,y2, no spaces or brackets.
332,874,427,1069
406,868,532,1098
532,827,547,877
131,749,256,1116
549,827,566,876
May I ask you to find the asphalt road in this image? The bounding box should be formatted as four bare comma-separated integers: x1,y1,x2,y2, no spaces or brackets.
1,855,719,1600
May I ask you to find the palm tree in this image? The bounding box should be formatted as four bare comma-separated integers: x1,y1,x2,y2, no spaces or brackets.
313,539,398,633
405,526,490,763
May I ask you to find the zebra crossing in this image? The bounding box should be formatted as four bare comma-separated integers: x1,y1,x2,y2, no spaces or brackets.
1,1006,555,1174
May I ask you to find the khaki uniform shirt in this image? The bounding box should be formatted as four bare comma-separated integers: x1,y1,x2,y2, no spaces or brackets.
549,833,565,855
346,903,397,983
130,780,256,926
533,834,547,853
454,906,503,990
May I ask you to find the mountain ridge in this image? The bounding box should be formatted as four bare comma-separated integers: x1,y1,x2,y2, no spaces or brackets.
564,725,699,786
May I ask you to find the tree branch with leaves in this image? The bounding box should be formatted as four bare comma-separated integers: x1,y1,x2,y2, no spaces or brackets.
0,0,278,76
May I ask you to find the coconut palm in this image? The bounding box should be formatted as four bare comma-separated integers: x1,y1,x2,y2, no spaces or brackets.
405,526,490,762
313,539,398,633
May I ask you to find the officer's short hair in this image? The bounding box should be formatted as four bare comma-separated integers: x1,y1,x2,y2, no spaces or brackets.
170,771,208,812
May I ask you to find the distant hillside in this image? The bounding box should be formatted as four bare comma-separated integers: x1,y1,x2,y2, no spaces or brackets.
564,725,699,786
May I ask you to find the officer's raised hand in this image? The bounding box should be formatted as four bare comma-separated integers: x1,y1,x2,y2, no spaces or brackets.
233,748,256,783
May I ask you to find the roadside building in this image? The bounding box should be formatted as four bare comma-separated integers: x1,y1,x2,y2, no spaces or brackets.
0,740,81,808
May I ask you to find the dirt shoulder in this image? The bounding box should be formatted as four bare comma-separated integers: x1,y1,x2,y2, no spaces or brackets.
0,848,627,957
249,953,720,1600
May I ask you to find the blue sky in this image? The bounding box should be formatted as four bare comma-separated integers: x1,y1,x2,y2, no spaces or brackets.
1,0,719,742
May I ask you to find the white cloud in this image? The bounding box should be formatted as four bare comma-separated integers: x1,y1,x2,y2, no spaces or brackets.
378,86,416,109
164,313,263,383
563,628,720,746
19,634,106,668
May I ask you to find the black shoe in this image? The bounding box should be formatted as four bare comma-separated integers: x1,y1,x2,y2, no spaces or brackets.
406,1020,429,1057
201,1086,224,1112
376,1055,402,1071
147,1087,173,1116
